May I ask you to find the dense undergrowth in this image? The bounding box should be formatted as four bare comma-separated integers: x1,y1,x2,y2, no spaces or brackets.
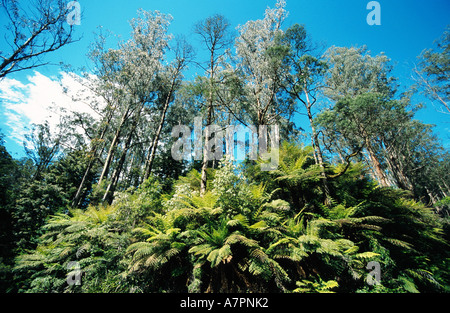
12,143,449,293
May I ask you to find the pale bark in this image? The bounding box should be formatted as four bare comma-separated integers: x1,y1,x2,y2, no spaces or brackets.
72,105,116,207
97,105,131,186
103,104,143,203
144,72,179,179
364,137,390,187
303,88,330,199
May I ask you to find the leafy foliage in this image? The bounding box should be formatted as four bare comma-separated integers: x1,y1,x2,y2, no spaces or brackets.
11,144,448,293
14,205,131,293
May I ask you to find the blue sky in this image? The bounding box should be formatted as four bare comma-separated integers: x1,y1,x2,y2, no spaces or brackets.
0,0,449,158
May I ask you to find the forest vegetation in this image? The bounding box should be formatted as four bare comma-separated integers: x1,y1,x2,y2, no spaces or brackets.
0,0,449,293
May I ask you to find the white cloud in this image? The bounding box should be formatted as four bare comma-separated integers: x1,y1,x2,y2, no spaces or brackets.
0,71,102,146
0,77,28,103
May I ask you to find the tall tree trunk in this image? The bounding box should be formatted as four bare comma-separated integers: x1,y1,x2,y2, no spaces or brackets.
200,51,216,195
102,106,141,203
336,148,346,164
126,152,136,187
102,135,131,204
364,137,390,187
438,184,448,198
194,15,230,195
384,144,413,192
97,104,131,186
442,181,450,197
72,156,95,207
144,77,177,180
200,103,213,195
304,88,330,200
426,186,438,205
72,107,115,207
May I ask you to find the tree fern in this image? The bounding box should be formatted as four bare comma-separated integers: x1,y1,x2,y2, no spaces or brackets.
14,204,130,293
294,279,339,293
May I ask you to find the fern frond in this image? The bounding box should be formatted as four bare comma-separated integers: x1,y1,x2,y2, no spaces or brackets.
227,214,249,228
207,244,232,267
385,238,414,250
225,233,258,248
126,241,151,254
133,246,154,260
132,226,157,237
263,199,290,212
354,251,380,260
189,244,214,257
250,248,268,263
249,220,268,230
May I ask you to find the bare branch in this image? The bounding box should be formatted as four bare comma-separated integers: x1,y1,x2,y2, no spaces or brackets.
0,0,79,79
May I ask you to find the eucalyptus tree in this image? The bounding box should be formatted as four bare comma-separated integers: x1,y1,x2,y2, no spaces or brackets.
24,122,61,181
316,89,449,203
320,47,398,187
387,120,449,203
70,28,132,207
143,37,194,179
68,70,119,207
415,26,450,114
320,45,450,196
193,14,233,194
100,10,173,203
276,24,331,199
323,46,396,101
316,93,399,187
235,0,294,127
